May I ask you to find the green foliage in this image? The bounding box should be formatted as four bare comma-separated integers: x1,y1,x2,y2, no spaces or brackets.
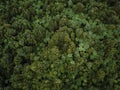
0,0,120,90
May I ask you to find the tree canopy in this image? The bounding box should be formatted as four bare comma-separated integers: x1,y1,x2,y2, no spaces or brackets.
0,0,120,90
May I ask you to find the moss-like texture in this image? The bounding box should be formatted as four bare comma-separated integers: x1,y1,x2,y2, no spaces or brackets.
0,0,120,90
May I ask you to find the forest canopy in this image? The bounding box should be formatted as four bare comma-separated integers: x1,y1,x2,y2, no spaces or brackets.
0,0,120,90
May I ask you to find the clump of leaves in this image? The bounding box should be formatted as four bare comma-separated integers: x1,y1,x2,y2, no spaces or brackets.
0,0,120,90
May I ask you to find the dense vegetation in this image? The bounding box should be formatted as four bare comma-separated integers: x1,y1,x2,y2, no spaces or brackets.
0,0,120,90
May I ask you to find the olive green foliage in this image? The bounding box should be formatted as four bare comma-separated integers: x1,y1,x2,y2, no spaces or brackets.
0,0,120,90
